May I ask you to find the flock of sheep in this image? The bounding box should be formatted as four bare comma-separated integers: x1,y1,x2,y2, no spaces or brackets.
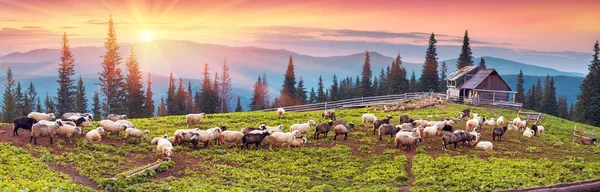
9,107,546,160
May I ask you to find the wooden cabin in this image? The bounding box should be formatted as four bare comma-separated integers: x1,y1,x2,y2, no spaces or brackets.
445,66,520,107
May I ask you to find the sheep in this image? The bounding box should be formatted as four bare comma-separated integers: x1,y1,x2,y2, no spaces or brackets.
124,128,150,142
290,120,316,135
496,116,505,128
422,126,438,141
62,113,92,121
13,117,38,136
582,137,597,145
206,126,226,145
484,118,496,126
373,115,393,135
157,136,174,159
530,124,539,136
186,113,205,128
362,114,377,127
514,119,527,131
333,123,355,140
523,128,534,138
321,110,336,120
466,118,480,132
507,124,519,131
241,131,270,150
288,137,307,148
268,130,301,147
395,134,421,151
107,114,127,121
56,123,82,143
399,123,415,131
396,128,422,139
241,126,266,135
99,120,128,137
260,124,285,133
27,112,56,121
461,109,471,121
492,126,508,142
84,127,105,143
414,119,428,128
194,129,224,148
314,120,334,140
116,120,135,128
173,128,201,146
400,114,414,124
151,136,175,145
219,131,244,147
30,120,63,145
64,116,90,129
442,131,477,151
476,141,493,150
277,108,285,119
477,116,487,128
537,126,545,135
378,124,400,140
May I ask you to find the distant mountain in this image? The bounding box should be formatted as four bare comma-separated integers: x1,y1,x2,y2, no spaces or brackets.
503,75,583,105
442,57,585,77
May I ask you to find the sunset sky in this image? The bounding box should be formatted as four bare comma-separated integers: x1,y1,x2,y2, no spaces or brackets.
1,0,599,57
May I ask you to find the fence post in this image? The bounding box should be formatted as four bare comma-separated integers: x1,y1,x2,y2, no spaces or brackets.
361,97,364,103
325,102,328,110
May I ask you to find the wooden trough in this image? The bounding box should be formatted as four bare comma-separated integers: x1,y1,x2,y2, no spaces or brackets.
110,159,169,180
499,178,600,192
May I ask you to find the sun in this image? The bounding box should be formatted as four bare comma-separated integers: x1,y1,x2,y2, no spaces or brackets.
141,30,154,42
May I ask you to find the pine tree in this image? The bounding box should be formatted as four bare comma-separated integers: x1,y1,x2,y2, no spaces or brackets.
91,91,102,120
74,76,88,112
280,56,297,107
36,97,43,113
419,33,440,92
325,89,330,102
235,96,243,112
569,102,575,120
124,48,145,118
186,81,194,114
354,75,361,98
15,82,24,116
212,73,221,113
534,78,543,111
525,85,536,110
409,71,417,92
515,70,525,103
309,87,316,104
98,16,125,114
556,95,569,119
271,97,280,108
166,72,177,115
220,58,233,113
575,40,600,125
27,82,38,113
22,84,32,116
44,93,55,115
56,32,76,115
541,75,557,115
439,61,448,92
177,78,188,114
200,63,216,113
317,76,326,102
329,75,340,101
157,97,167,117
378,68,387,95
249,76,265,110
478,57,487,69
261,73,270,108
1,67,17,122
144,73,155,117
372,78,379,96
296,77,308,104
360,52,372,97
457,30,473,69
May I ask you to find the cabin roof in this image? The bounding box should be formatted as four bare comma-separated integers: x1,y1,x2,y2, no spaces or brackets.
460,69,512,91
445,66,479,81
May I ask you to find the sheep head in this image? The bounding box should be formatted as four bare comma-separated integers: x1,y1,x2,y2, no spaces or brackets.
308,120,316,126
75,127,82,135
143,130,150,134
97,127,105,133
292,130,301,137
220,125,227,131
277,125,285,131
348,123,355,129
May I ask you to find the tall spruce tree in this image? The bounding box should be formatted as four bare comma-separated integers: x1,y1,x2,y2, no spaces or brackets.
409,71,417,92
186,81,194,114
378,68,387,95
534,78,543,111
144,73,155,117
317,76,327,102
92,91,102,120
36,97,43,113
212,73,221,113
98,16,125,114
329,75,340,101
200,64,216,113
44,93,55,115
388,54,409,94
308,87,316,104
220,58,233,113
166,72,177,115
1,67,17,122
74,76,88,113
569,102,575,120
541,75,557,115
360,52,372,97
457,30,473,69
525,85,535,110
354,75,361,98
177,78,188,114
575,40,600,125
56,32,76,115
261,73,270,108
280,56,297,106
439,61,448,92
478,57,487,69
157,97,167,117
419,33,440,92
296,77,308,104
372,78,379,96
15,82,24,116
556,95,569,119
249,76,265,110
515,70,525,103
235,96,243,112
124,48,145,118
27,82,38,113
22,83,32,116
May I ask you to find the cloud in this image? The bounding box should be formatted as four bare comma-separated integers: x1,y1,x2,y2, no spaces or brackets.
0,27,60,37
0,17,16,22
22,26,42,29
62,26,76,29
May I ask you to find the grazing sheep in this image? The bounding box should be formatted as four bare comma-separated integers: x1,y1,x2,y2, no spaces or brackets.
414,119,428,128
84,127,105,143
124,128,150,142
395,134,421,151
186,113,205,128
476,141,493,150
496,116,505,127
441,124,454,133
373,116,393,135
492,126,508,142
400,114,414,124
62,113,93,121
99,120,128,137
219,131,244,147
514,119,527,131
13,117,38,136
399,123,415,131
107,114,127,121
260,124,285,133
484,118,496,126
206,126,226,145
290,120,316,135
64,116,90,130
537,126,545,135
477,116,487,128
461,109,471,121
396,128,422,139
523,128,534,138
333,123,355,140
531,124,539,136
362,114,377,127
188,132,201,150
507,123,519,131
241,131,270,150
442,131,477,151
173,128,201,146
56,123,82,143
151,136,175,145
157,136,174,159
241,126,266,135
30,120,63,145
378,124,400,140
116,120,135,128
277,108,285,119
288,137,307,148
422,126,438,141
27,112,56,121
321,110,336,120
465,118,480,132
314,120,334,140
268,130,301,147
582,137,597,145
194,129,224,148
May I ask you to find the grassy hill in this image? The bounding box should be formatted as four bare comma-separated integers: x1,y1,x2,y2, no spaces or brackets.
1,104,600,191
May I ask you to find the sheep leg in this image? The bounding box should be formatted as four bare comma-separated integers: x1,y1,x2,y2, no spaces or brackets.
50,137,53,145
333,134,337,140
344,133,348,140
13,127,18,136
255,143,260,150
379,134,382,141
29,136,33,144
204,141,209,148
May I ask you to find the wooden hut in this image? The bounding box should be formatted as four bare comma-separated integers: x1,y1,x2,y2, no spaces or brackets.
445,66,520,107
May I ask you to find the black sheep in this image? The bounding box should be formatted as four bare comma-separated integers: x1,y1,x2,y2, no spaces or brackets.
442,131,476,150
190,132,200,150
314,120,334,140
441,124,453,132
492,126,508,142
373,116,393,135
461,109,471,121
241,131,270,150
63,117,87,127
400,115,413,124
531,124,538,136
378,124,400,140
13,117,38,136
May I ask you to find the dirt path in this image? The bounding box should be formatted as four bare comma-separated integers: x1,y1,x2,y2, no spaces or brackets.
400,151,415,192
46,163,100,190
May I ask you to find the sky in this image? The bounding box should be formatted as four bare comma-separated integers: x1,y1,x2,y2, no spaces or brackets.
0,0,599,57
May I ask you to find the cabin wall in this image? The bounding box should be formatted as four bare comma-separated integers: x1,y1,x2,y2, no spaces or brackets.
479,92,509,101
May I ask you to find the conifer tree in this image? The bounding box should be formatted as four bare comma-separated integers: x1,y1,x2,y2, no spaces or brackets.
1,67,17,122
271,97,280,108
249,76,265,110
144,73,154,117
525,85,536,110
261,73,270,108
569,102,575,120
372,78,379,96
388,54,409,94
378,68,387,95
166,72,177,115
15,82,24,116
200,63,216,113
92,91,102,119
36,97,43,113
556,95,569,119
329,75,340,101
478,57,487,69
280,56,296,106
409,71,417,92
317,76,326,103
98,16,125,114
439,61,448,92
22,84,32,115
575,40,600,125
541,75,557,115
27,82,38,113
124,48,145,118
419,33,440,92
457,30,473,69
177,78,188,114
220,58,233,113
360,52,372,97
74,76,88,112
309,87,316,104
186,81,194,114
515,70,525,103
296,77,307,104
235,96,243,112
44,93,55,115
212,73,221,113
534,78,543,111
354,75,361,98
57,32,76,115
157,97,167,117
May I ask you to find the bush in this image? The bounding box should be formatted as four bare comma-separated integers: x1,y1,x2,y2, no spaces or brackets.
525,147,542,153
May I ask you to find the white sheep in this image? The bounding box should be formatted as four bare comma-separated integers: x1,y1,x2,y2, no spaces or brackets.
157,136,173,159
195,129,221,148
396,128,422,138
84,127,105,143
186,113,205,128
333,123,355,140
99,120,128,137
290,120,316,135
513,119,527,131
507,124,519,131
422,126,438,141
151,136,175,145
56,123,82,143
465,118,479,132
116,120,136,128
484,118,496,126
219,131,244,147
260,124,285,133
277,108,285,119
523,128,534,138
173,128,201,145
537,126,545,135
287,137,307,148
62,112,92,121
27,112,56,121
394,134,420,151
362,114,377,127
206,127,225,145
269,130,301,147
476,141,493,150
30,120,62,145
496,116,505,127
124,127,150,141
107,114,127,121
414,119,428,128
